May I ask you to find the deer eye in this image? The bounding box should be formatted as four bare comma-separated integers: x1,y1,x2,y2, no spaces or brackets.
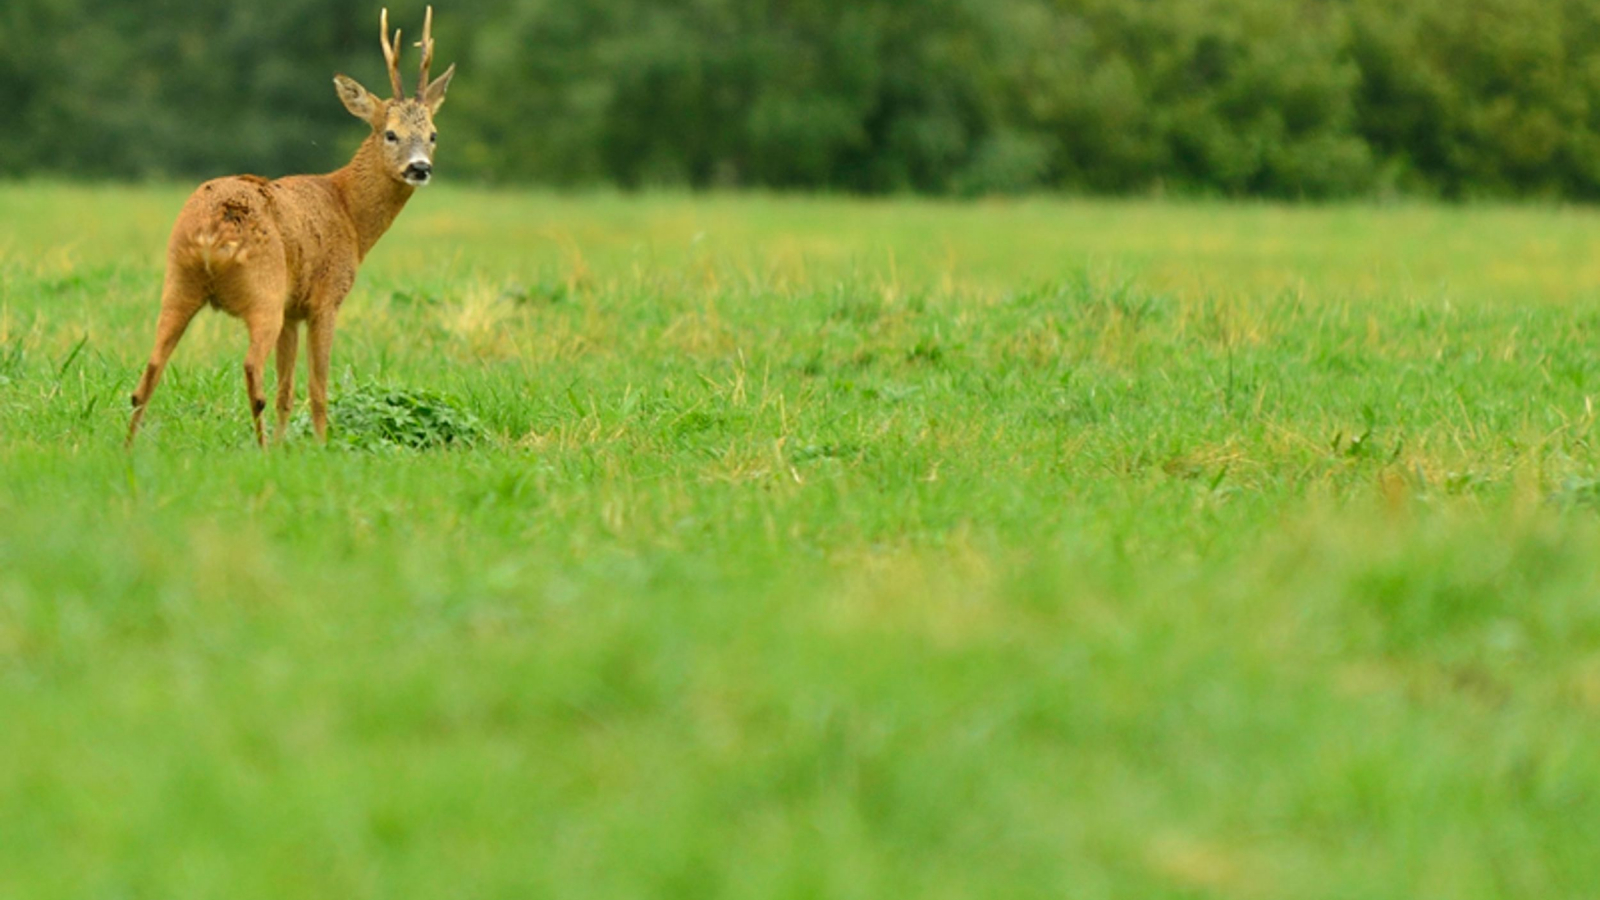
429,132,438,143
384,130,398,143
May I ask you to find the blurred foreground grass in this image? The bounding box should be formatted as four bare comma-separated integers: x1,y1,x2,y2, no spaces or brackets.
4,184,1600,898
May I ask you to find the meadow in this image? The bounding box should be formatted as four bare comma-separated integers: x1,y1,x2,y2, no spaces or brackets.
4,183,1600,897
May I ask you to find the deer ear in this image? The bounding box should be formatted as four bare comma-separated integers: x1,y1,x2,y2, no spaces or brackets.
334,74,382,123
423,64,455,115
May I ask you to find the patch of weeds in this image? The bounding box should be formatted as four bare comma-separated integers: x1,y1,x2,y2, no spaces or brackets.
1352,564,1510,654
839,381,920,403
0,334,24,378
1048,276,1171,328
877,383,923,403
1445,470,1492,495
791,442,863,463
829,294,884,325
390,288,442,307
45,274,87,295
1332,406,1402,463
500,278,569,307
906,338,945,366
1551,476,1600,510
292,380,485,451
670,409,724,438
1102,280,1168,326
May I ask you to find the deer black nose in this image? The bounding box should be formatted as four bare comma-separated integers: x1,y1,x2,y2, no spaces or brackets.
404,161,432,182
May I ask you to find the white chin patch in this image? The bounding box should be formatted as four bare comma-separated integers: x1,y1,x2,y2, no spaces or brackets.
404,173,431,186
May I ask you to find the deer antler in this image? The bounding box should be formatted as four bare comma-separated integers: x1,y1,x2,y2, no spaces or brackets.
380,8,405,99
415,6,435,100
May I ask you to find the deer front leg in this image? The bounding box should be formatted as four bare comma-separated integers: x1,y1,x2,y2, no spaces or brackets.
274,323,300,443
306,313,337,442
243,312,284,450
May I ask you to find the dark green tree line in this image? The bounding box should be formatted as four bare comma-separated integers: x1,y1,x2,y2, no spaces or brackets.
3,0,1600,198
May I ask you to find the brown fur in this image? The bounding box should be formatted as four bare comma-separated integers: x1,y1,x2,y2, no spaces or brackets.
127,7,455,448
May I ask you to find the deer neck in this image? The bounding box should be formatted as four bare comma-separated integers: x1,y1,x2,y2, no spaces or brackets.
330,133,416,259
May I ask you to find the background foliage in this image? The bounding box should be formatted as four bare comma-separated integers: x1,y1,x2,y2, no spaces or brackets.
4,0,1600,198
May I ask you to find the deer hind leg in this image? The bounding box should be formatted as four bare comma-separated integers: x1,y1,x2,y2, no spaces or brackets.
274,322,300,443
127,275,205,448
242,310,284,450
306,313,337,442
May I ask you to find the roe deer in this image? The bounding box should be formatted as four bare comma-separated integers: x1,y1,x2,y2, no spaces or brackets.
127,7,456,448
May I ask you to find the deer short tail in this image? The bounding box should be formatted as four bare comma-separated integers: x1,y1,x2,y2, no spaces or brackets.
187,226,252,277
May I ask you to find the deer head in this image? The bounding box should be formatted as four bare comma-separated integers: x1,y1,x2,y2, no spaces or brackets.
333,7,456,187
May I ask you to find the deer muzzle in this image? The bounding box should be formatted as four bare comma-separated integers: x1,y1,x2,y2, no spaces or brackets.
403,160,433,186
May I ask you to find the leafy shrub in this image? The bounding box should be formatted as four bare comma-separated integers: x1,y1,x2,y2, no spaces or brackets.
291,381,486,451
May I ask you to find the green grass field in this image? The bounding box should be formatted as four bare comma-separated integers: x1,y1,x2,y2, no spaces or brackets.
4,183,1600,898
